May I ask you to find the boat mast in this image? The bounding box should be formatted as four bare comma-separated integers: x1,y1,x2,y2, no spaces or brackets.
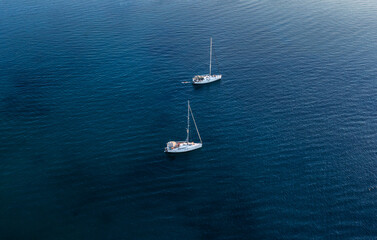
209,37,212,76
186,100,190,143
189,103,202,144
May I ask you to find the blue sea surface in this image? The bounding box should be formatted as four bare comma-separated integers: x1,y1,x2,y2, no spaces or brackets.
1,0,377,239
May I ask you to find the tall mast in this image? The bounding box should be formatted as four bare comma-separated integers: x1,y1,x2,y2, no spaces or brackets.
189,103,202,144
186,100,190,143
209,37,212,76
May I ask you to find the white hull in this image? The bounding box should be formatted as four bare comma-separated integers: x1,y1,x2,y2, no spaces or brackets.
192,75,222,85
165,142,202,153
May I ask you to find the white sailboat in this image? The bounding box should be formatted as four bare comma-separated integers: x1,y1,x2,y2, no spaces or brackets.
165,101,202,153
192,37,222,85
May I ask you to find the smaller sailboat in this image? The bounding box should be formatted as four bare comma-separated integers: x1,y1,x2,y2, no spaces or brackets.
165,101,202,153
192,37,222,85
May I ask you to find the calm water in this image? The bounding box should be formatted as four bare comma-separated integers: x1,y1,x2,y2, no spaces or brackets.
1,0,377,239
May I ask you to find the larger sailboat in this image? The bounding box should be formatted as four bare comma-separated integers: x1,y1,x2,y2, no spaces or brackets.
165,101,202,153
192,37,222,85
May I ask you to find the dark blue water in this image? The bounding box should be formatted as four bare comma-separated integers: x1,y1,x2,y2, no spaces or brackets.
2,0,377,239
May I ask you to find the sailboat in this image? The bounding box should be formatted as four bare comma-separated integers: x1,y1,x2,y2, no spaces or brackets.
192,37,222,85
165,101,202,153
